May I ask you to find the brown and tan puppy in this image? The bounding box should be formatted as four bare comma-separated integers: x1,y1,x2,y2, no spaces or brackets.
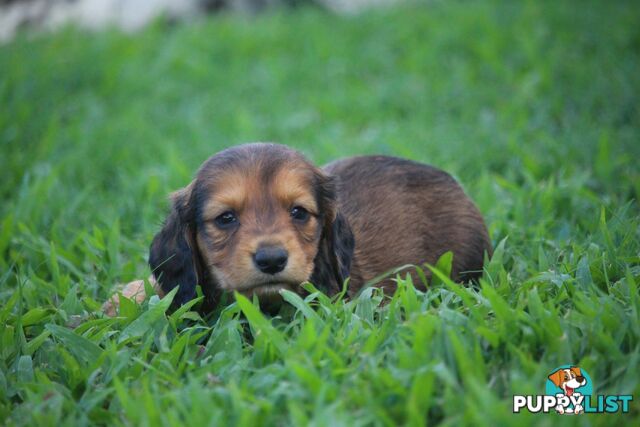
108,143,491,314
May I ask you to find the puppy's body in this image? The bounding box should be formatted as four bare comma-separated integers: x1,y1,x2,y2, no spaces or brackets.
325,156,490,294
142,143,491,312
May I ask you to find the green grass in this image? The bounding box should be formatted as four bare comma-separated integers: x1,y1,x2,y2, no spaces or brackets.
1,0,639,425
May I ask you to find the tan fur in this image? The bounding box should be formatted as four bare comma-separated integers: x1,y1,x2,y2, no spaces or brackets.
194,159,322,297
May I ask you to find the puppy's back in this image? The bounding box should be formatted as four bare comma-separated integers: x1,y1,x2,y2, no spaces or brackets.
323,156,491,293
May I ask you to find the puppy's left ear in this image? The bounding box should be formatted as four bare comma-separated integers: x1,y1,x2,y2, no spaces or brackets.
310,178,355,294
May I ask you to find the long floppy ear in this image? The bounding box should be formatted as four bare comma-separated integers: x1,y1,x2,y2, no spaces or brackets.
309,177,355,295
547,369,564,387
148,182,202,307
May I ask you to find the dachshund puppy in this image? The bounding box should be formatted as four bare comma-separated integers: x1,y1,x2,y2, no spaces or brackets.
141,142,491,312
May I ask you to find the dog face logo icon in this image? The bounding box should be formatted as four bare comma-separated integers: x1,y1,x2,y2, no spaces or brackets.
545,365,591,414
548,367,587,397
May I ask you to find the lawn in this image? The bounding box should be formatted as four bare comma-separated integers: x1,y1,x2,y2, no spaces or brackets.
1,0,639,425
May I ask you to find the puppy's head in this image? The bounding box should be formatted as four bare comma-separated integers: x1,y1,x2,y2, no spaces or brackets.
149,143,354,309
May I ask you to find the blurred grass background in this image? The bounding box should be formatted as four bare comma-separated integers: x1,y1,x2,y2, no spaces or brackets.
1,0,639,425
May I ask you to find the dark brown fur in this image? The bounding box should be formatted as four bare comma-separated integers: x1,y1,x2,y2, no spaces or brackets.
148,143,491,310
324,156,491,295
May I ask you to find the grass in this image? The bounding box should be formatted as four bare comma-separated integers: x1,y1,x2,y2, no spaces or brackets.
1,0,639,425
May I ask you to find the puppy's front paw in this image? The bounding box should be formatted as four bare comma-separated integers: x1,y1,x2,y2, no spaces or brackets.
102,279,147,317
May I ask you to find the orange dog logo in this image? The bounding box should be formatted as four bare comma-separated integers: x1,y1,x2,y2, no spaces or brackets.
547,366,587,414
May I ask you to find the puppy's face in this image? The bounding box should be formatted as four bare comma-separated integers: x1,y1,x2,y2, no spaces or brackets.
149,143,353,309
195,157,322,299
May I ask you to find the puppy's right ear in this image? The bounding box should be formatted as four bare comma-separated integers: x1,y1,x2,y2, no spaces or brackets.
148,182,201,307
309,175,355,295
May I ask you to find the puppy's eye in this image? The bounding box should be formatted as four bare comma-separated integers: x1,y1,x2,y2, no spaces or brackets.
214,211,238,228
290,206,309,222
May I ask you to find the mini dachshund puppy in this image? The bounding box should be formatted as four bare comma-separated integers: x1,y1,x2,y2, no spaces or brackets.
138,142,492,313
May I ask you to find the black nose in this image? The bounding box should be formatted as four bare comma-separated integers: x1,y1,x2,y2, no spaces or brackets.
253,246,288,275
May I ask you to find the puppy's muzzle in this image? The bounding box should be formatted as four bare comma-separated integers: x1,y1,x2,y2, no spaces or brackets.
253,246,288,275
